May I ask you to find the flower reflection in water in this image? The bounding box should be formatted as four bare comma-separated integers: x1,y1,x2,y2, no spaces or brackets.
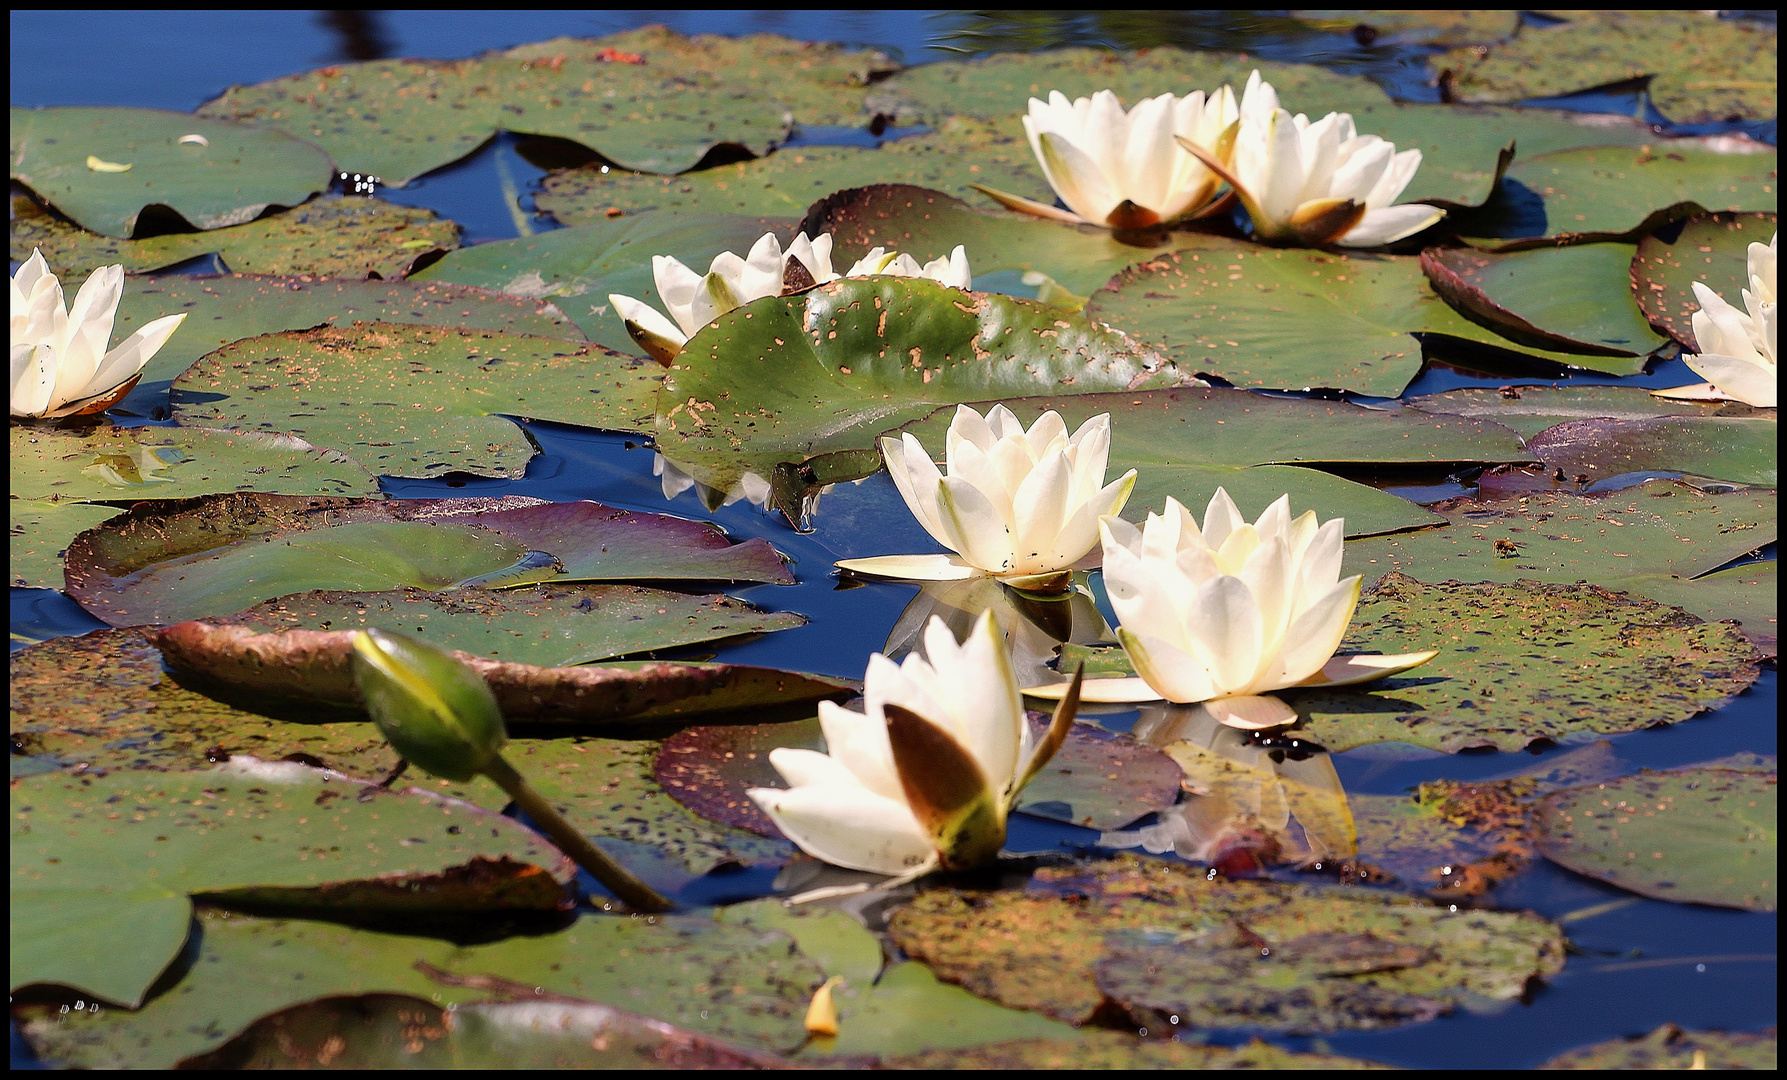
880,575,1115,688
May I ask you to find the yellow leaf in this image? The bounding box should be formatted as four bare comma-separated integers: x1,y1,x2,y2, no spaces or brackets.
85,156,132,173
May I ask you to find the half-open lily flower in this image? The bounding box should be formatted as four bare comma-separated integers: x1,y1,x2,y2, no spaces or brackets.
747,612,1082,877
1177,77,1444,248
11,249,185,419
1654,231,1776,408
835,404,1136,591
975,80,1264,229
845,245,972,290
1023,489,1435,728
608,231,838,364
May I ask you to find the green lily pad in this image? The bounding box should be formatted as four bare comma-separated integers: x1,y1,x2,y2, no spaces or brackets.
1610,562,1777,657
653,276,1193,505
10,500,123,589
171,323,662,475
1496,145,1779,244
15,905,824,1067
1539,1023,1779,1070
198,28,899,185
11,425,377,505
1088,241,1639,396
879,1029,1392,1069
898,387,1532,538
10,765,573,1008
887,854,1565,1027
1535,766,1776,911
217,584,802,668
1433,11,1778,125
1421,243,1668,357
9,106,332,239
1407,384,1764,440
12,193,460,281
65,493,793,627
111,273,583,414
413,211,796,354
1293,574,1762,754
1524,415,1777,489
1633,211,1779,350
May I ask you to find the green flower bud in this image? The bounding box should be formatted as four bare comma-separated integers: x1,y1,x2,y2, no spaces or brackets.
350,628,506,782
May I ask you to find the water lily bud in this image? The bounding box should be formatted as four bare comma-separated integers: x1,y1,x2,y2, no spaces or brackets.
350,628,506,782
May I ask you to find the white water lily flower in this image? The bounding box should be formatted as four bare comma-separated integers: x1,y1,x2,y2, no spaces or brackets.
976,79,1266,229
845,245,972,290
1024,489,1435,726
1654,231,1776,408
1177,73,1444,248
835,404,1137,589
607,231,838,363
747,612,1081,876
11,249,185,419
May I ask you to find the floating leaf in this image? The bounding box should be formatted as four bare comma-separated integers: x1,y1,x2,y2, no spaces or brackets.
879,1029,1391,1069
11,194,459,280
198,28,898,184
1421,243,1667,357
887,855,1565,1027
1089,240,1637,396
9,500,122,589
171,323,661,474
1524,415,1777,489
1496,146,1778,244
1539,1023,1779,1070
810,961,1075,1060
11,425,377,505
413,211,796,354
1535,766,1776,911
1293,575,1761,754
9,106,332,238
897,388,1531,538
1350,779,1539,899
10,765,574,1007
1291,10,1520,47
15,906,823,1067
1407,384,1764,440
1433,11,1777,125
1632,211,1780,349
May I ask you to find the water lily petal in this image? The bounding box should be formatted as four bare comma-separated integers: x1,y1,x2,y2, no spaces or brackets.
1683,351,1777,407
938,475,1015,574
608,293,688,364
746,782,934,875
651,255,707,338
818,695,903,800
88,312,184,399
1335,203,1444,247
926,612,1023,788
1271,574,1363,687
833,553,982,582
11,342,55,417
1204,694,1298,731
881,434,953,549
1033,129,1118,224
1119,626,1218,703
768,746,859,788
1010,448,1073,573
1201,488,1244,552
1023,675,1163,704
1184,575,1264,694
1294,650,1440,688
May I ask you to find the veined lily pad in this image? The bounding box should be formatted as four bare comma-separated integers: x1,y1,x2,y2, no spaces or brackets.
887,854,1565,1028
65,493,793,628
198,28,899,185
1534,765,1776,911
15,905,824,1068
10,763,574,1008
1293,575,1761,754
9,106,332,239
1524,416,1777,489
1632,211,1779,350
11,425,377,503
1539,1024,1779,1070
412,211,797,354
1496,145,1779,244
1433,10,1777,125
1421,244,1668,357
10,500,123,589
653,276,1192,510
1407,384,1763,439
897,388,1532,538
1088,241,1636,396
170,323,662,475
11,194,459,281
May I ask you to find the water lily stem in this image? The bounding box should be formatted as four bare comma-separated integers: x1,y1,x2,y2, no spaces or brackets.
483,754,672,912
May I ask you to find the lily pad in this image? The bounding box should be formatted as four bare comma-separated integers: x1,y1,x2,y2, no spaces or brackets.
1407,384,1764,440
1350,779,1538,898
1539,1023,1779,1070
1292,575,1762,754
216,584,802,668
9,106,332,238
198,28,899,185
898,388,1532,538
1534,766,1776,911
11,425,377,505
1633,211,1780,350
10,763,574,1007
10,500,123,589
1524,416,1777,489
886,854,1565,1027
65,493,793,628
413,211,797,354
1433,11,1778,125
653,276,1192,506
1291,10,1520,47
1495,145,1779,244
879,1030,1391,1069
12,194,459,281
171,323,662,475
1088,241,1638,396
1421,244,1668,357
16,905,823,1068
